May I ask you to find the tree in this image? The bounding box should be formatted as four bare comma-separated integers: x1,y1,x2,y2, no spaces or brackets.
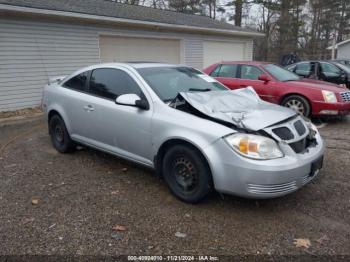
168,0,202,14
116,0,350,62
203,0,218,18
252,0,280,60
234,0,243,26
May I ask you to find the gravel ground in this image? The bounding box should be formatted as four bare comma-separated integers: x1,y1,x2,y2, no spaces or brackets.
0,116,349,258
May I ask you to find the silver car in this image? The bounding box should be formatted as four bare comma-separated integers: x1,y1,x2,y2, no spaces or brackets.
42,63,325,203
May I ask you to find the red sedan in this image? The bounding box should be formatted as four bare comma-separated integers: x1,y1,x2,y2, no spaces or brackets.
203,61,350,117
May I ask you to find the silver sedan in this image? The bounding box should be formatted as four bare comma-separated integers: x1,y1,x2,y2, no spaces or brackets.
42,63,325,203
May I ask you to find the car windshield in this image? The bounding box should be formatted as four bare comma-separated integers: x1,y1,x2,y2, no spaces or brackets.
137,66,227,102
333,62,350,73
337,60,350,67
263,64,300,82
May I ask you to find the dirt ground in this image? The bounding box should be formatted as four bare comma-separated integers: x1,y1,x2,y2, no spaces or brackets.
0,115,349,259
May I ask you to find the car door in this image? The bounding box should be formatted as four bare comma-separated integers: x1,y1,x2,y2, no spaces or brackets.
210,64,241,89
294,62,317,79
235,64,277,103
60,71,93,138
79,67,153,166
319,62,346,86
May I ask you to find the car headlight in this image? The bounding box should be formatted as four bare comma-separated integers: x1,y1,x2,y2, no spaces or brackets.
322,90,337,103
224,133,284,160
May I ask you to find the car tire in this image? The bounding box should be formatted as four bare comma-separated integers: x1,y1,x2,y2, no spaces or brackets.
281,95,311,117
162,144,212,204
49,115,76,153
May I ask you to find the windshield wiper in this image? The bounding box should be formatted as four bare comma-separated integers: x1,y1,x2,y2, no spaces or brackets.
164,88,212,102
188,88,212,92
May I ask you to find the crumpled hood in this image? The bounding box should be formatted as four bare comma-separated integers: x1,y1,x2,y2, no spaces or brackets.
178,87,296,131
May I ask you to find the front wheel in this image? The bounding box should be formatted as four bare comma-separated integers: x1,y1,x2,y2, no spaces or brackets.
281,95,311,117
162,145,212,203
49,115,76,153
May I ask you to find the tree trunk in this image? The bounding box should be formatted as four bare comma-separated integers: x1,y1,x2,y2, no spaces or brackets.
234,0,243,26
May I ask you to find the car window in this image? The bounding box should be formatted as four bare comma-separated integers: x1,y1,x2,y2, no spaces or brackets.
295,62,318,78
89,68,142,100
240,65,263,80
333,62,350,74
320,62,342,77
137,67,227,102
216,64,238,78
286,65,296,71
63,71,88,91
209,65,221,77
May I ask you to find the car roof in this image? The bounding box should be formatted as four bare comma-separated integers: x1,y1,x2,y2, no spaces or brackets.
217,61,272,66
92,62,188,69
67,62,190,79
292,60,345,63
126,62,186,69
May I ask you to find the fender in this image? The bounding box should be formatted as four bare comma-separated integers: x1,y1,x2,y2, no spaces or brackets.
47,103,72,134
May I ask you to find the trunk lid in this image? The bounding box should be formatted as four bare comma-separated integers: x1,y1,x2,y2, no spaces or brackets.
48,75,67,85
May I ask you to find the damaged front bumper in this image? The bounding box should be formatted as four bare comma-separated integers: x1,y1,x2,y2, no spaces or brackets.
203,129,325,198
174,88,325,198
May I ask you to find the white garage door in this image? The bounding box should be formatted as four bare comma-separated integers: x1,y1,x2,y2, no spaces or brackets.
203,41,245,68
100,36,181,64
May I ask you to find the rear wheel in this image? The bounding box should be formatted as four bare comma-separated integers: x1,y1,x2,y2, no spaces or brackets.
281,95,311,117
49,115,76,153
162,145,212,203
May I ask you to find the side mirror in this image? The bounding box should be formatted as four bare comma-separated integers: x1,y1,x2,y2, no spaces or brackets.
115,94,149,110
135,99,149,110
258,74,271,82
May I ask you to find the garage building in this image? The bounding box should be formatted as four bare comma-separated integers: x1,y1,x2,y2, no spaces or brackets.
331,38,350,60
0,0,262,112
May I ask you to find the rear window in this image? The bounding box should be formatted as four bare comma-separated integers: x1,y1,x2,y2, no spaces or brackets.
89,68,142,100
210,64,238,78
63,71,88,91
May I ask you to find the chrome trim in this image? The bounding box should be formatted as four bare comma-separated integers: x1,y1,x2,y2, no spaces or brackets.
264,116,309,143
247,181,297,194
340,91,350,102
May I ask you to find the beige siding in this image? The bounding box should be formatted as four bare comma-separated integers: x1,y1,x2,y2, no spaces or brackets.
0,17,254,112
203,41,245,68
99,35,181,63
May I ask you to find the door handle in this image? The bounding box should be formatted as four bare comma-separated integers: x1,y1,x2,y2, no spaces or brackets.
83,105,95,112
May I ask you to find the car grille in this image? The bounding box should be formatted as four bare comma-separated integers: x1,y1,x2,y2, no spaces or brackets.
302,174,314,186
294,120,306,136
289,138,308,153
340,91,350,102
264,116,316,154
272,127,294,140
247,181,297,195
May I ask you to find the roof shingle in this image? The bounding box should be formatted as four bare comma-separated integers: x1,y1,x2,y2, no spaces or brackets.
0,0,259,34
